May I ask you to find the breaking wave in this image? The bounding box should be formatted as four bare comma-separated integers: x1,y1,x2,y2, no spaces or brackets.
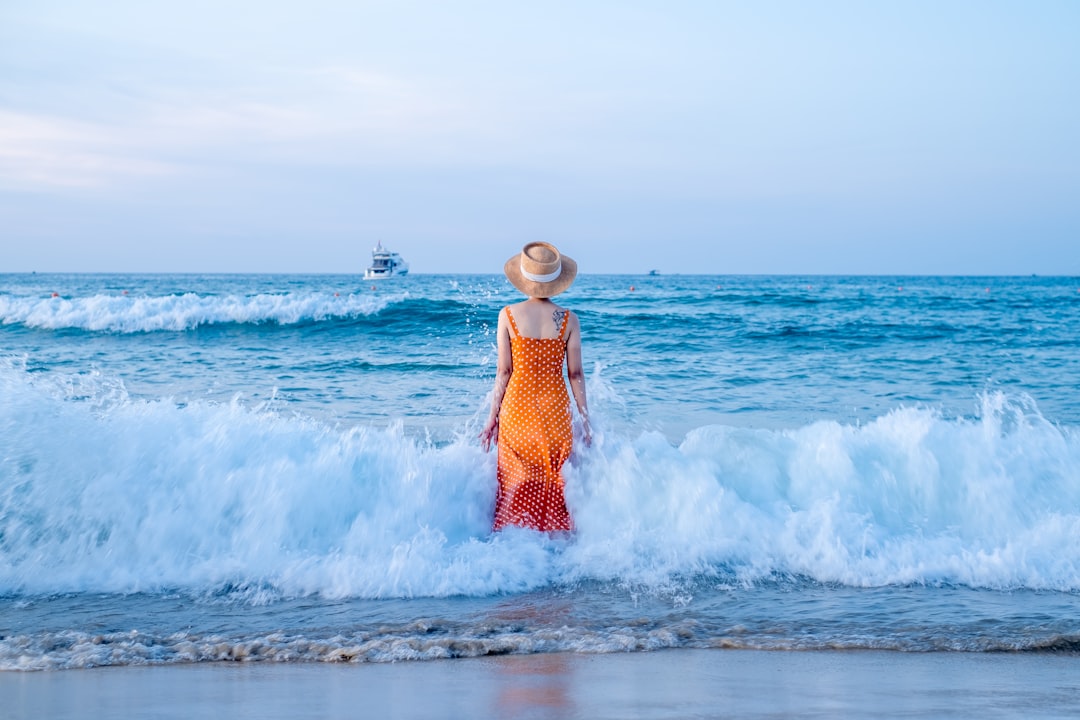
0,291,403,333
2,362,1079,601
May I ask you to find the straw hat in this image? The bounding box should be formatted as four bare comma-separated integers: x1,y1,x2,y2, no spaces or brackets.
503,242,578,298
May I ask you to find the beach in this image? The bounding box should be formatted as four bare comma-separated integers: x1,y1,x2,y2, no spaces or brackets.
6,648,1080,719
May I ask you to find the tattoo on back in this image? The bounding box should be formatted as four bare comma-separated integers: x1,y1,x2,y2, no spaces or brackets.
552,309,566,333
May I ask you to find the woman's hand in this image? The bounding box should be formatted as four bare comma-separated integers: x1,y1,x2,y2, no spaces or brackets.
581,417,592,448
479,415,499,452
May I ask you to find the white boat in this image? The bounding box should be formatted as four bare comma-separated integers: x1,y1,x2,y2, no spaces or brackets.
364,241,409,279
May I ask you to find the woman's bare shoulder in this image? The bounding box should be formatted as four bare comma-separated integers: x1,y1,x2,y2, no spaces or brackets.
550,304,571,320
500,302,524,316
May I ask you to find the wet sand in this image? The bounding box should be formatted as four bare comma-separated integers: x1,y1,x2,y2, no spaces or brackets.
4,648,1079,719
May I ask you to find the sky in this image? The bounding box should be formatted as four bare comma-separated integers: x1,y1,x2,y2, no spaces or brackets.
1,0,1078,275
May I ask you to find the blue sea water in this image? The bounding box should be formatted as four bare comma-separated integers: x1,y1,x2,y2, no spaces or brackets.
1,273,1079,670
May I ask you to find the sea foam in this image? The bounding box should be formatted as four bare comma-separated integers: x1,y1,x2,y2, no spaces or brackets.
1,362,1079,598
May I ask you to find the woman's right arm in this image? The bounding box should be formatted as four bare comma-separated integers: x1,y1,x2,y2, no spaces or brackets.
479,309,513,452
565,312,592,447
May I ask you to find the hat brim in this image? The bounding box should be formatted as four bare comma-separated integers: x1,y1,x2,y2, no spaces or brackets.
503,253,578,298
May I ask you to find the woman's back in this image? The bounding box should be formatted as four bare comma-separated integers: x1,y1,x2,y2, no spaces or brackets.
505,300,569,340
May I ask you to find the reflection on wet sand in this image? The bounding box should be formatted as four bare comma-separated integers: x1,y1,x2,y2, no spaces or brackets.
495,652,574,718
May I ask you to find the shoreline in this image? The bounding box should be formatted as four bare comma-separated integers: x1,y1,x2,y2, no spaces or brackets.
5,648,1079,719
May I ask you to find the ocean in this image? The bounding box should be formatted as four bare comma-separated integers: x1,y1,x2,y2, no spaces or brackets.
2,272,1079,671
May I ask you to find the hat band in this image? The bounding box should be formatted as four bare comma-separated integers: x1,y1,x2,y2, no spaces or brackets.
520,260,562,283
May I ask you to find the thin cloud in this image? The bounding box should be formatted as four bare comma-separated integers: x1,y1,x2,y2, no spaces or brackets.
0,110,177,189
0,66,506,191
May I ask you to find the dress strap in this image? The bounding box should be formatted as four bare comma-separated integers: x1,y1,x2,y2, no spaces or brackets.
557,309,571,341
504,306,521,339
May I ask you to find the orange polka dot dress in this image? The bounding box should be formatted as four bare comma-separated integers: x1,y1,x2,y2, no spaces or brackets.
493,307,574,533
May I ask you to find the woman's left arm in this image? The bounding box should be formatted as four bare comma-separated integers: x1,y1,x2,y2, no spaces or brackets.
480,310,513,452
565,312,592,447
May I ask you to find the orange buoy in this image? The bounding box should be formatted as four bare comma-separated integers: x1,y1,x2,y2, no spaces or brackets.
51,292,59,298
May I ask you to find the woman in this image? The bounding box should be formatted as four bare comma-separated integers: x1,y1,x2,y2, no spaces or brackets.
479,242,592,532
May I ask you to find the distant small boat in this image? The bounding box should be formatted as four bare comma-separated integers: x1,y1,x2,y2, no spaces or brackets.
648,269,660,276
364,241,409,279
